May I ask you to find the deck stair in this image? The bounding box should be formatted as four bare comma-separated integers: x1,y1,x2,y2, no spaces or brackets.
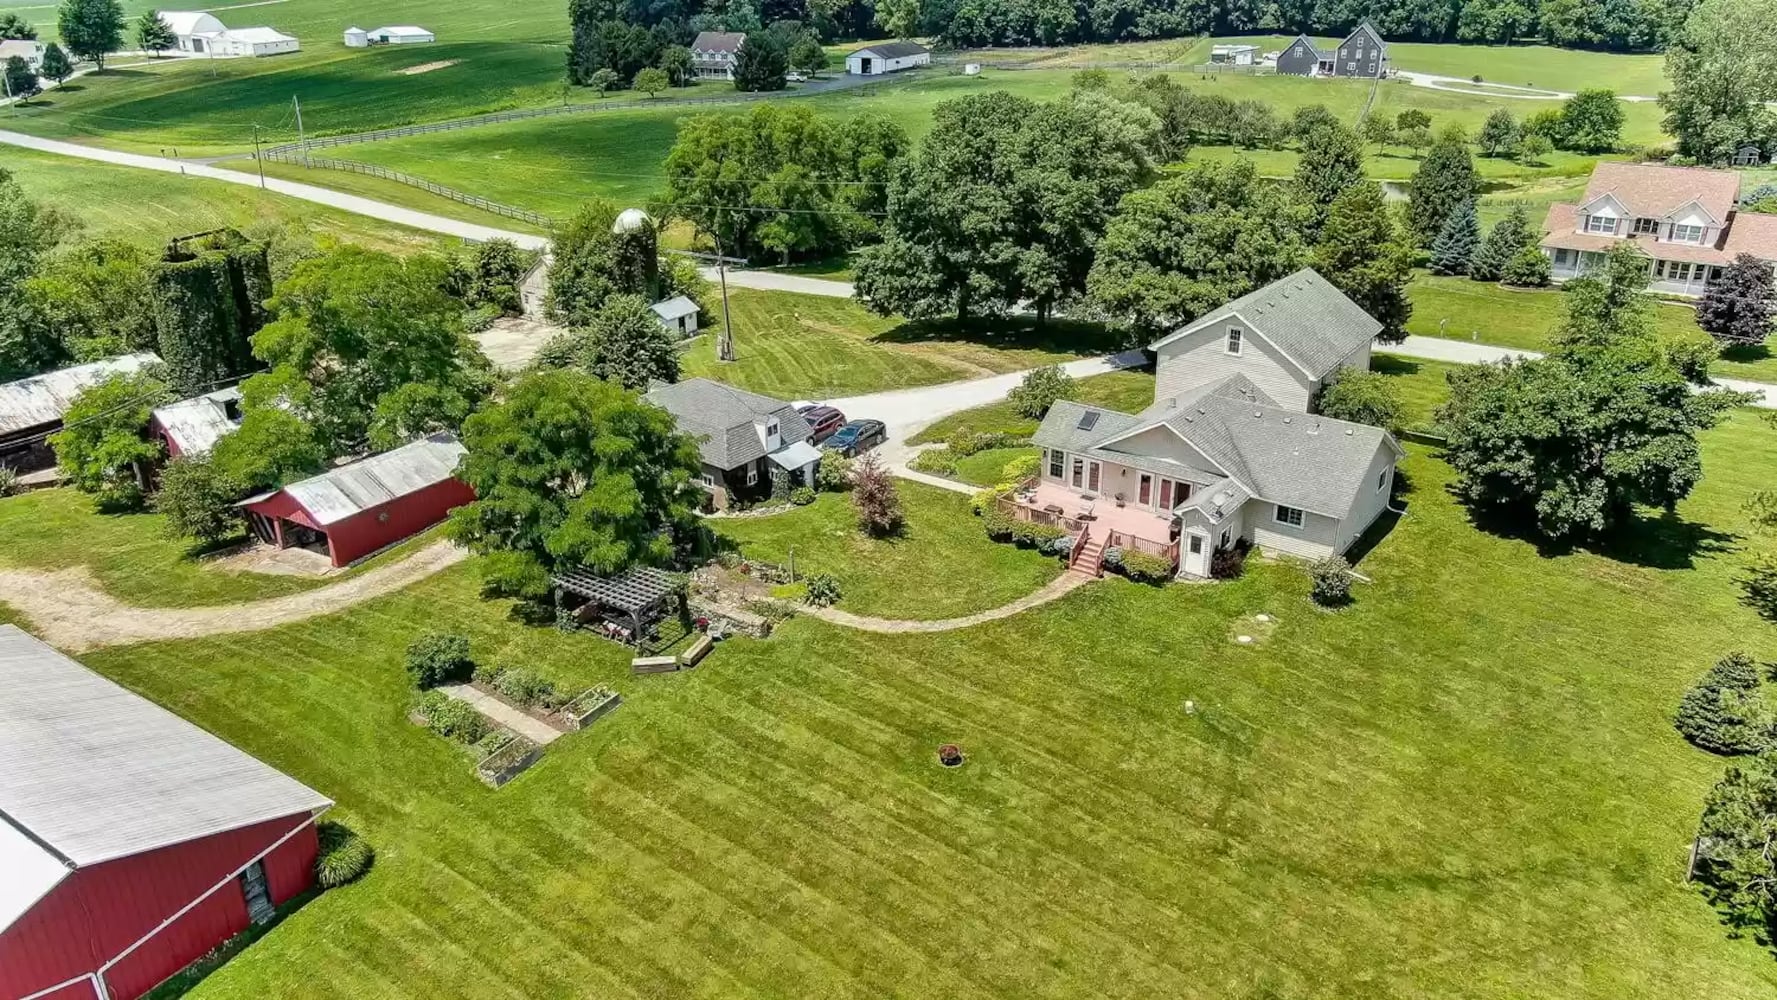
1070,530,1106,578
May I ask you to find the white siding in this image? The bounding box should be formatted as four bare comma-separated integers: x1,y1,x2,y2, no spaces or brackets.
1099,425,1226,476
1252,504,1341,560
1335,446,1398,551
1154,318,1313,412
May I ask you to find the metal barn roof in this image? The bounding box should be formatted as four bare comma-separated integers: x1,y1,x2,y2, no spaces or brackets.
151,386,242,455
281,432,466,525
0,625,333,877
0,353,160,437
0,812,70,937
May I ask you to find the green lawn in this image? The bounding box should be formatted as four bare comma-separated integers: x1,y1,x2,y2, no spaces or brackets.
952,446,1042,487
1384,40,1670,96
0,488,435,607
911,370,1158,443
4,147,456,252
715,482,1063,619
1372,351,1464,432
48,409,1777,998
681,291,1119,400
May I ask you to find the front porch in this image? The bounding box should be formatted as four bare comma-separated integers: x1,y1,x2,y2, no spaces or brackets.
999,478,1181,572
1547,247,1722,297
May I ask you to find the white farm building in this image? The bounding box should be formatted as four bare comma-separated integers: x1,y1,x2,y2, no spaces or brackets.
161,10,300,56
368,25,435,44
845,40,930,75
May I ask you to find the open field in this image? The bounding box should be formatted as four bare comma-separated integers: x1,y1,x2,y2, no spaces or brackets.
682,291,1120,401
715,482,1063,619
42,407,1777,997
4,146,456,251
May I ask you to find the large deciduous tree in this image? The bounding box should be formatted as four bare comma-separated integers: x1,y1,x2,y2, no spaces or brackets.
1087,158,1308,340
1477,108,1520,156
1293,119,1365,233
534,293,681,389
57,0,123,69
1558,88,1626,152
154,453,247,544
0,12,37,38
1662,0,1777,163
1697,253,1776,348
446,369,705,599
50,370,169,510
733,31,788,91
0,166,70,382
1408,125,1479,245
1309,182,1414,343
25,238,155,361
4,56,39,103
39,43,73,85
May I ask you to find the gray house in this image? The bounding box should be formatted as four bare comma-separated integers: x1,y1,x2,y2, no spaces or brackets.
644,378,820,510
1275,23,1387,78
1018,269,1399,579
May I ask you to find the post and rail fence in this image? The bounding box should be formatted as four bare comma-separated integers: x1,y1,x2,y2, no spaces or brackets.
257,150,557,228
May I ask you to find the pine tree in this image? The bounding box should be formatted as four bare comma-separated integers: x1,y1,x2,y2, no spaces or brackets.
732,33,787,92
1468,205,1532,283
1674,652,1772,755
1429,200,1480,276
1697,253,1776,348
134,9,173,56
1408,125,1479,245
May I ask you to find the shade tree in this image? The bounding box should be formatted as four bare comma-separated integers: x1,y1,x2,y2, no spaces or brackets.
1697,253,1775,348
50,370,169,510
1309,182,1415,343
57,0,123,69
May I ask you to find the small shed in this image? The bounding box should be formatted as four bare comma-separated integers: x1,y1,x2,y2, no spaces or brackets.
1734,145,1765,166
0,353,160,474
650,295,701,337
149,386,242,458
369,25,435,44
1210,43,1258,65
237,433,472,567
551,565,690,649
343,26,368,47
846,40,930,76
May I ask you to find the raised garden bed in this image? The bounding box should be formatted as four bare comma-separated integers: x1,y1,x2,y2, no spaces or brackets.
557,685,621,730
475,735,542,788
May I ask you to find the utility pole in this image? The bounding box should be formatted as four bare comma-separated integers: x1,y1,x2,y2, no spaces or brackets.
717,250,735,362
292,94,309,167
2,70,14,118
252,125,265,188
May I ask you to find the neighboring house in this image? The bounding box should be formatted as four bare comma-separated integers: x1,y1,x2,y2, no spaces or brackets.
148,386,242,459
691,31,745,80
644,378,820,510
650,296,701,337
238,433,473,567
160,11,298,56
0,353,160,475
1023,269,1400,579
368,25,434,44
1539,162,1777,296
1209,43,1257,66
1274,23,1387,77
845,40,930,75
0,38,45,71
0,624,333,1000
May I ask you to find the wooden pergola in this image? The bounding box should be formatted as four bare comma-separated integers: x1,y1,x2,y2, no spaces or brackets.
550,565,688,650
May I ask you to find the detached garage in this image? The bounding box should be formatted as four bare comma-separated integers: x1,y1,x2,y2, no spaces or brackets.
0,625,333,1000
239,432,472,568
845,40,930,75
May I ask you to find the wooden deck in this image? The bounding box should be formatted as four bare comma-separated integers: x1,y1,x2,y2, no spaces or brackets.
1000,479,1181,567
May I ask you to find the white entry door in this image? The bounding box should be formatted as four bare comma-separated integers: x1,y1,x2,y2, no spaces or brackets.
1183,531,1209,577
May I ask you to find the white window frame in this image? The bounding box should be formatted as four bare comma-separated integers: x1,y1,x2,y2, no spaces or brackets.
1670,223,1705,245
745,466,759,487
1225,327,1243,355
1047,449,1063,479
1583,214,1616,235
1274,505,1304,528
1377,469,1388,491
700,472,716,488
1220,529,1231,548
1071,456,1084,489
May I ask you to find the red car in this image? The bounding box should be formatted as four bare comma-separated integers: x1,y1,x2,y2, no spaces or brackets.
798,404,847,443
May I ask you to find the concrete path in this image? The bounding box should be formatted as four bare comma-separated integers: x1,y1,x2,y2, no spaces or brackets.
702,269,857,297
438,684,563,745
794,570,1093,634
0,542,467,652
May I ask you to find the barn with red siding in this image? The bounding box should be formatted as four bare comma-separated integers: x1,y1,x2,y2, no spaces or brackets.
0,625,333,1000
237,432,473,568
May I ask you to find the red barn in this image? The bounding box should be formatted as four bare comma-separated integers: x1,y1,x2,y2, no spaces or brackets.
238,432,473,568
0,625,333,1000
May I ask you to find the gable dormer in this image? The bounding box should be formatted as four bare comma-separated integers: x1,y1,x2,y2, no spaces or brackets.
1575,192,1628,237
1658,198,1721,246
755,415,782,452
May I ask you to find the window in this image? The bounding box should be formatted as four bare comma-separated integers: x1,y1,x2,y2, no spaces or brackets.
745,466,758,486
1583,214,1616,235
1225,327,1243,355
1220,529,1231,548
1345,61,1355,72
1174,481,1192,505
1292,43,1303,55
1633,217,1659,235
1138,474,1152,505
1048,449,1063,478
1671,223,1705,244
1087,462,1101,493
1188,536,1204,555
700,472,716,488
1159,479,1173,509
1377,469,1388,491
765,419,778,437
1071,457,1084,489
1274,505,1304,527
1554,248,1574,267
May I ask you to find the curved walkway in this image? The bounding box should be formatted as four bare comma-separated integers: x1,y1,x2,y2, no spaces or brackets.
0,542,467,652
794,570,1093,633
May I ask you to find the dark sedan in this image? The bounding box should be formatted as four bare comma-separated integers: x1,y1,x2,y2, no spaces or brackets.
824,419,886,456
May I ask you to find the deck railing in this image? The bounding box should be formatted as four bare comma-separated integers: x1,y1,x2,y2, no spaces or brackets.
998,478,1180,570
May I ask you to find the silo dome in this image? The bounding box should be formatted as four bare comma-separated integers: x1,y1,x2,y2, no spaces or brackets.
613,208,652,234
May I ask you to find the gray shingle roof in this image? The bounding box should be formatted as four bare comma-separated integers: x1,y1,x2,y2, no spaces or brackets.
1149,269,1381,380
281,432,466,526
692,31,745,53
0,625,332,870
644,378,811,470
851,40,929,59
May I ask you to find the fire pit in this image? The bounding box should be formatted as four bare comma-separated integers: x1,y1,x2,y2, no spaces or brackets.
937,743,964,768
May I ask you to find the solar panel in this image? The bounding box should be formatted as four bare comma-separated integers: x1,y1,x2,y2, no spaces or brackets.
1077,411,1100,431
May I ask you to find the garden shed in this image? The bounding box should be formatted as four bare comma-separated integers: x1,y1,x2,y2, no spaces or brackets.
237,433,472,568
551,565,689,649
0,625,333,1000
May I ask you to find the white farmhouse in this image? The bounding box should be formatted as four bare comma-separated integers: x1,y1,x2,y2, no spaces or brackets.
0,38,45,71
845,40,930,75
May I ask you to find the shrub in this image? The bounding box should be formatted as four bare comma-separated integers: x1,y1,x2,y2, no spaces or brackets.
314,821,375,889
1006,365,1079,419
1010,520,1067,548
971,485,1009,516
803,573,842,607
405,633,474,689
1500,246,1552,287
1000,454,1040,481
414,690,490,743
494,668,558,709
1120,550,1174,584
815,452,853,492
908,448,959,476
1100,546,1125,570
1042,532,1076,557
1675,652,1773,755
154,454,245,544
1316,370,1402,431
946,430,1025,457
789,485,816,506
0,467,19,498
1310,555,1353,606
1740,557,1777,623
1211,538,1252,580
851,453,903,536
981,505,1016,541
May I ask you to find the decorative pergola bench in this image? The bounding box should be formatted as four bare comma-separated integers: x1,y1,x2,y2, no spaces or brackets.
550,565,691,653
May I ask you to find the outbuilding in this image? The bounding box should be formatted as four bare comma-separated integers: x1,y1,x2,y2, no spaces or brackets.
148,386,242,459
343,25,369,47
210,26,300,57
159,10,227,53
238,432,473,567
0,625,333,1000
845,40,930,75
0,353,160,475
1210,43,1258,65
368,25,435,44
650,295,700,337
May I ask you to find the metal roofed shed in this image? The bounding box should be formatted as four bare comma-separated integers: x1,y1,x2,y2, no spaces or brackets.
149,386,243,458
0,625,333,1000
846,40,931,75
650,295,701,337
552,565,690,650
0,353,161,475
237,433,474,568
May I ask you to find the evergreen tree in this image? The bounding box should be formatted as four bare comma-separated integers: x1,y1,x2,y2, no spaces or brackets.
1468,205,1533,283
1675,652,1773,755
1293,119,1365,232
57,0,124,70
1697,253,1776,348
1429,200,1480,276
1408,125,1479,245
733,32,787,92
38,42,72,85
134,9,174,56
1310,182,1414,344
3,56,38,103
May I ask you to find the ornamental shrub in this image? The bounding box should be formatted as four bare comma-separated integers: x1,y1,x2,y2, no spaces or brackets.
494,668,558,709
1120,550,1174,584
851,453,903,536
1010,520,1067,548
909,448,959,476
1100,546,1125,570
1211,538,1252,580
314,821,375,889
815,452,853,492
789,486,816,506
0,468,19,498
981,505,1015,541
803,573,842,607
1500,246,1552,287
405,633,473,689
946,430,1025,457
1001,454,1040,481
1310,555,1354,606
1675,652,1774,755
